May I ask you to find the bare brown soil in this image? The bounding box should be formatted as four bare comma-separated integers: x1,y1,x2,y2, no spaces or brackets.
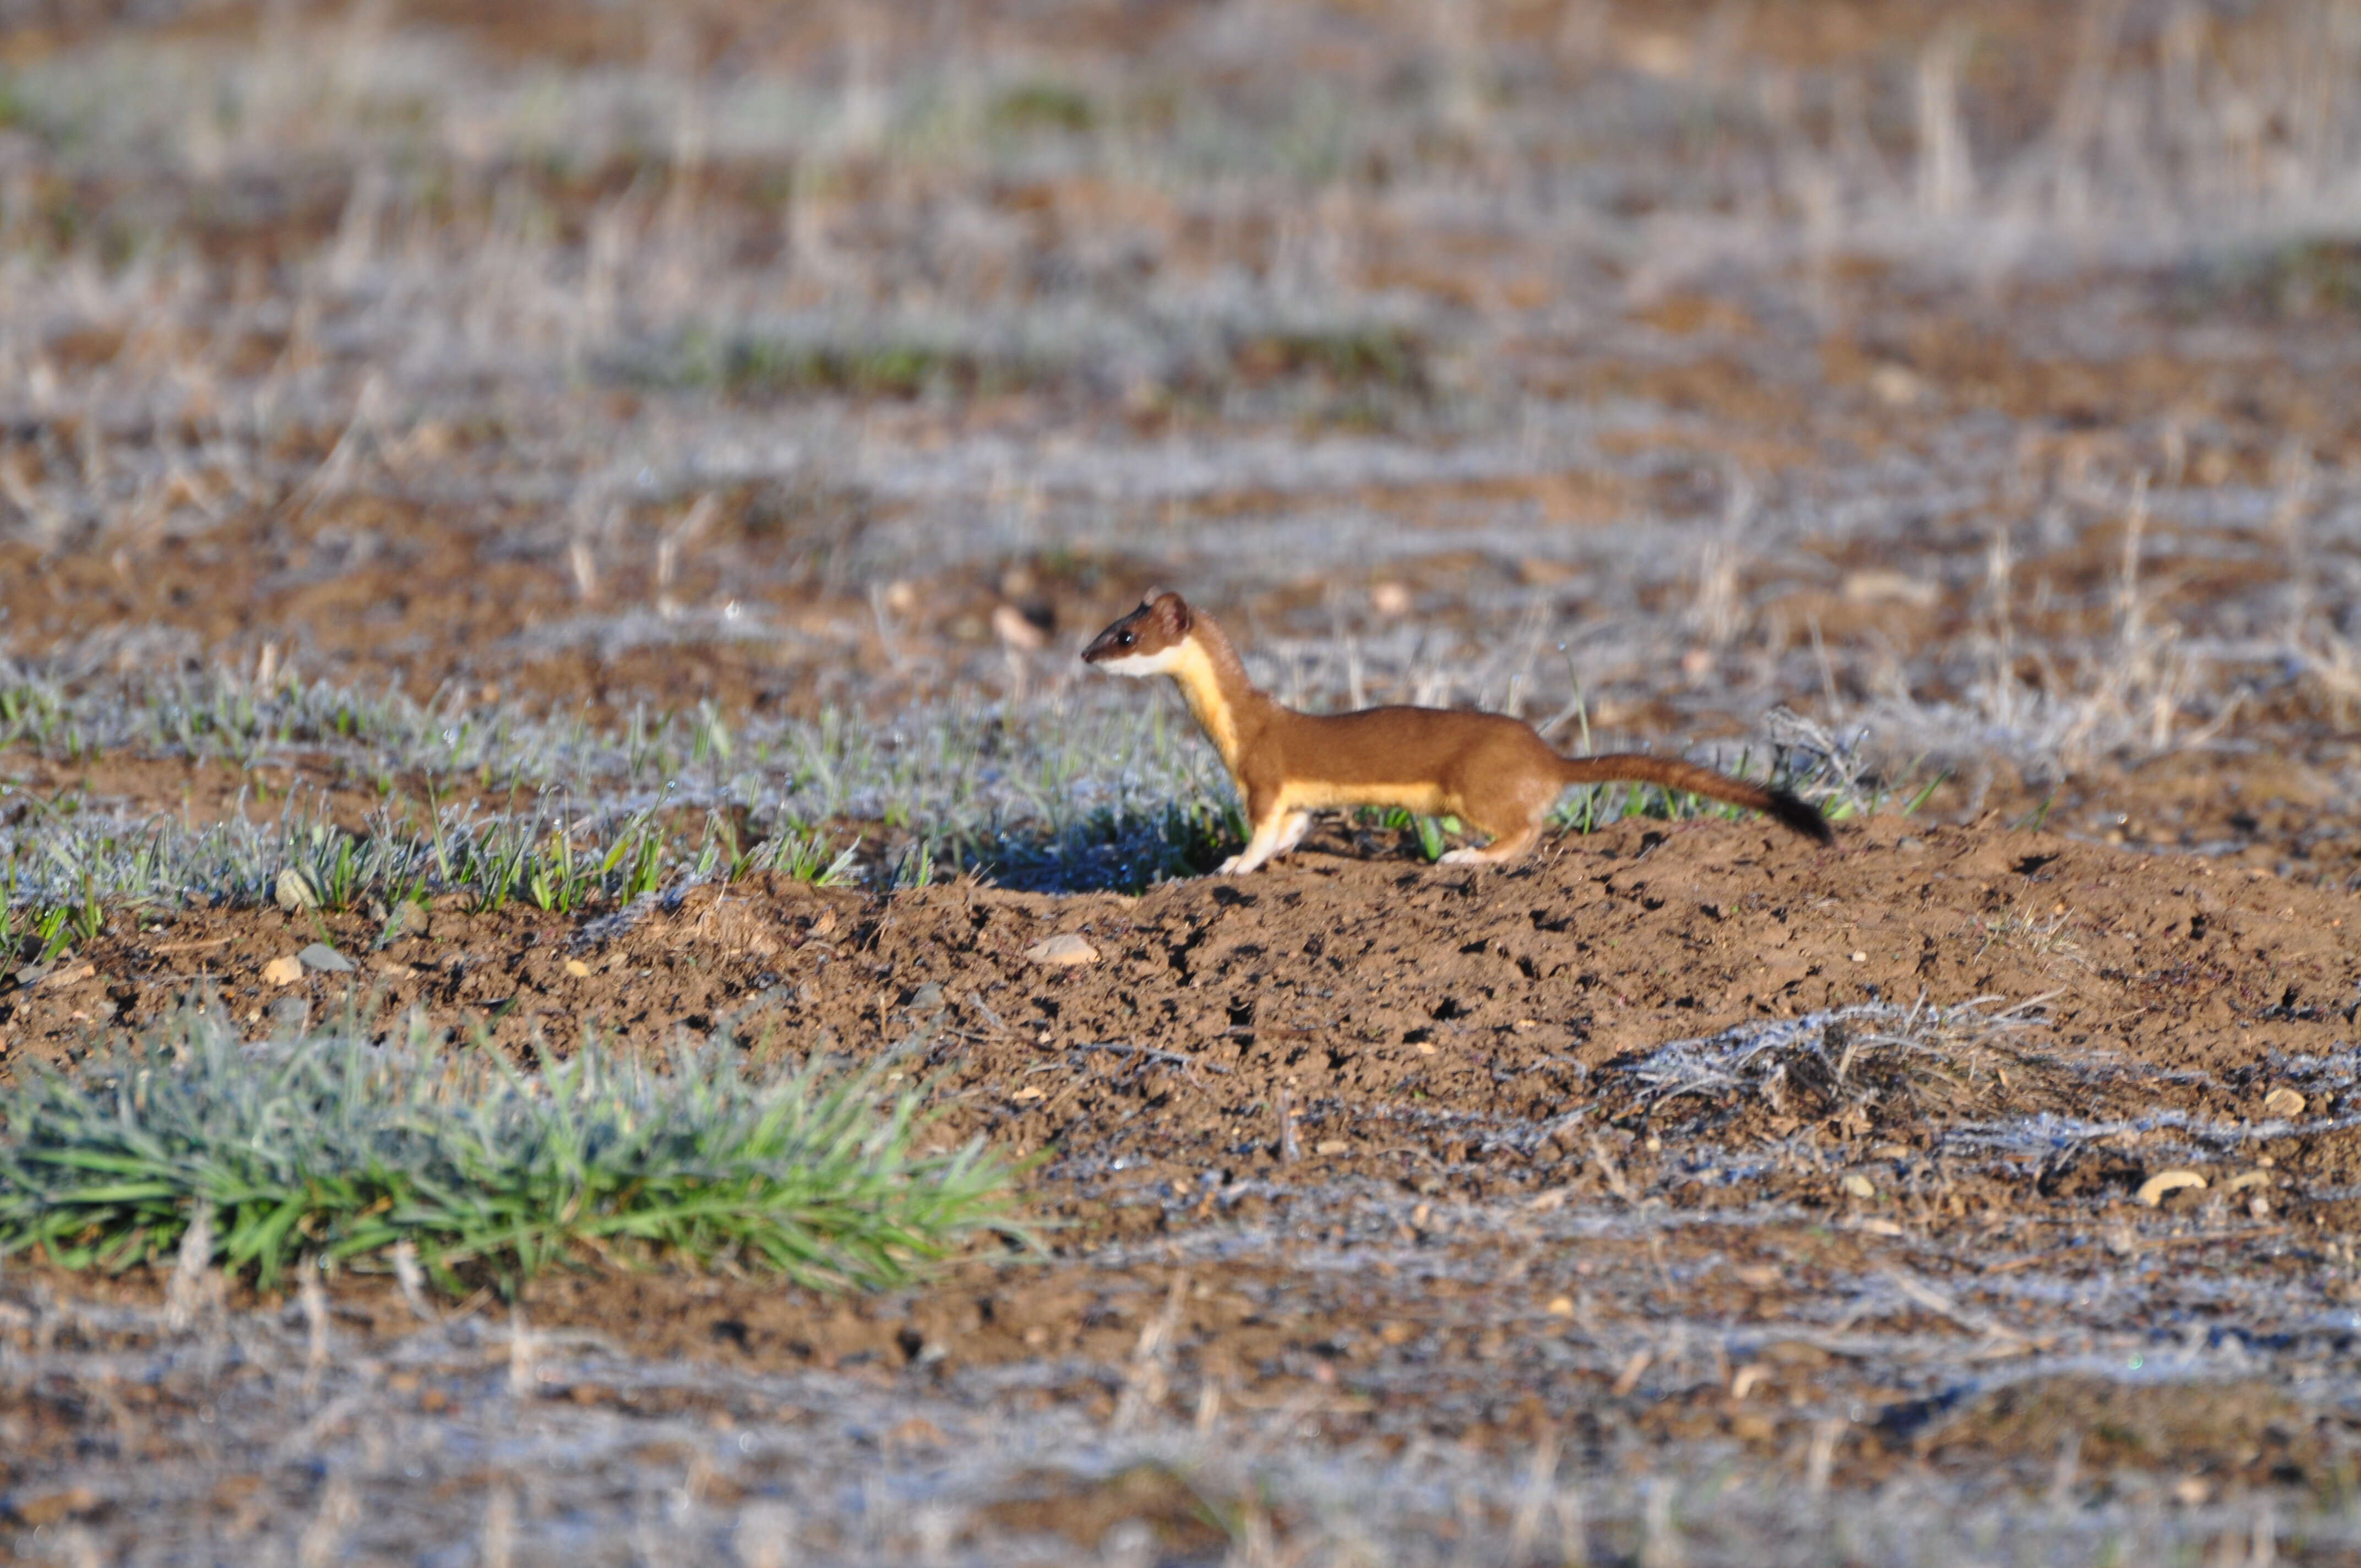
8,816,2360,1523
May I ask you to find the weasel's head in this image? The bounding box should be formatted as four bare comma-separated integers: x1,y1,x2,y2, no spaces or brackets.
1081,590,1195,676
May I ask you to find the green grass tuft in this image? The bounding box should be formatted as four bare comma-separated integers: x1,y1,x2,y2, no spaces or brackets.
988,80,1097,134
733,825,861,884
0,1005,1026,1297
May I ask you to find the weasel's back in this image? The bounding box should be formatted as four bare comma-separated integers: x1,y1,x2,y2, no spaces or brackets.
1269,704,1555,783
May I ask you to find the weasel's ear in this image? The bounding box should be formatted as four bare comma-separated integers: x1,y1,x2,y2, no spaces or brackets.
1139,586,1164,608
1146,590,1192,633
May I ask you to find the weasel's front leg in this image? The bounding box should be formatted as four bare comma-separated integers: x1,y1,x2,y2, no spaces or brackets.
1217,807,1301,875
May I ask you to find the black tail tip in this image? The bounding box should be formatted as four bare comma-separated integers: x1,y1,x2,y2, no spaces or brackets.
1766,789,1835,845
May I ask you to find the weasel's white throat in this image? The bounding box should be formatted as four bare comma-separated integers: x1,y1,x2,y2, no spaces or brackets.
1093,649,1182,678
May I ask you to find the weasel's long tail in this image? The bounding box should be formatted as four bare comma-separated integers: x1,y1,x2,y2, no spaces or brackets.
1556,754,1834,844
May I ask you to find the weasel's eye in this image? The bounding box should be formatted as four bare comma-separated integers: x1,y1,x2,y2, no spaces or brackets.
1117,631,1134,646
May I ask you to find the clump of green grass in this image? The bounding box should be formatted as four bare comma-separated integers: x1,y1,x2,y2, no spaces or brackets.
730,824,861,885
425,802,674,915
1228,324,1427,392
987,80,1097,134
620,302,1433,420
2177,236,2361,322
654,324,1058,402
0,1006,1025,1296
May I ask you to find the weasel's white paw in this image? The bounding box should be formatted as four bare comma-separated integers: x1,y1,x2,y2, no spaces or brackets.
1215,856,1243,875
1437,848,1487,865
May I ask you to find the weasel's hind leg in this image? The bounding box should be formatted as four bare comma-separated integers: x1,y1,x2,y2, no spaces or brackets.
1438,753,1556,866
1438,823,1542,866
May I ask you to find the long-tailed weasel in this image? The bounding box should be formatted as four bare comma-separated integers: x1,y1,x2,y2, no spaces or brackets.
1082,591,1832,874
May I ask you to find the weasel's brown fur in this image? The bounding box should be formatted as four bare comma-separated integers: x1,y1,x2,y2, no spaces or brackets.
1082,591,1832,874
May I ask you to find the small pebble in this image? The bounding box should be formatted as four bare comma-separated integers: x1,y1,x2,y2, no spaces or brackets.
1023,933,1100,967
262,955,304,986
990,603,1049,652
298,943,355,973
2262,1086,2305,1118
564,959,591,978
1840,1172,1875,1199
2136,1168,2207,1206
12,1487,102,1528
274,867,320,912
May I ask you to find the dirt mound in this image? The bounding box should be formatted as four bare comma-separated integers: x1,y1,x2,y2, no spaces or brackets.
9,816,2354,1188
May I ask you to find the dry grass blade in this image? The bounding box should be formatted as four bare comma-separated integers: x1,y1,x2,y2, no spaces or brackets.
1602,999,2083,1139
